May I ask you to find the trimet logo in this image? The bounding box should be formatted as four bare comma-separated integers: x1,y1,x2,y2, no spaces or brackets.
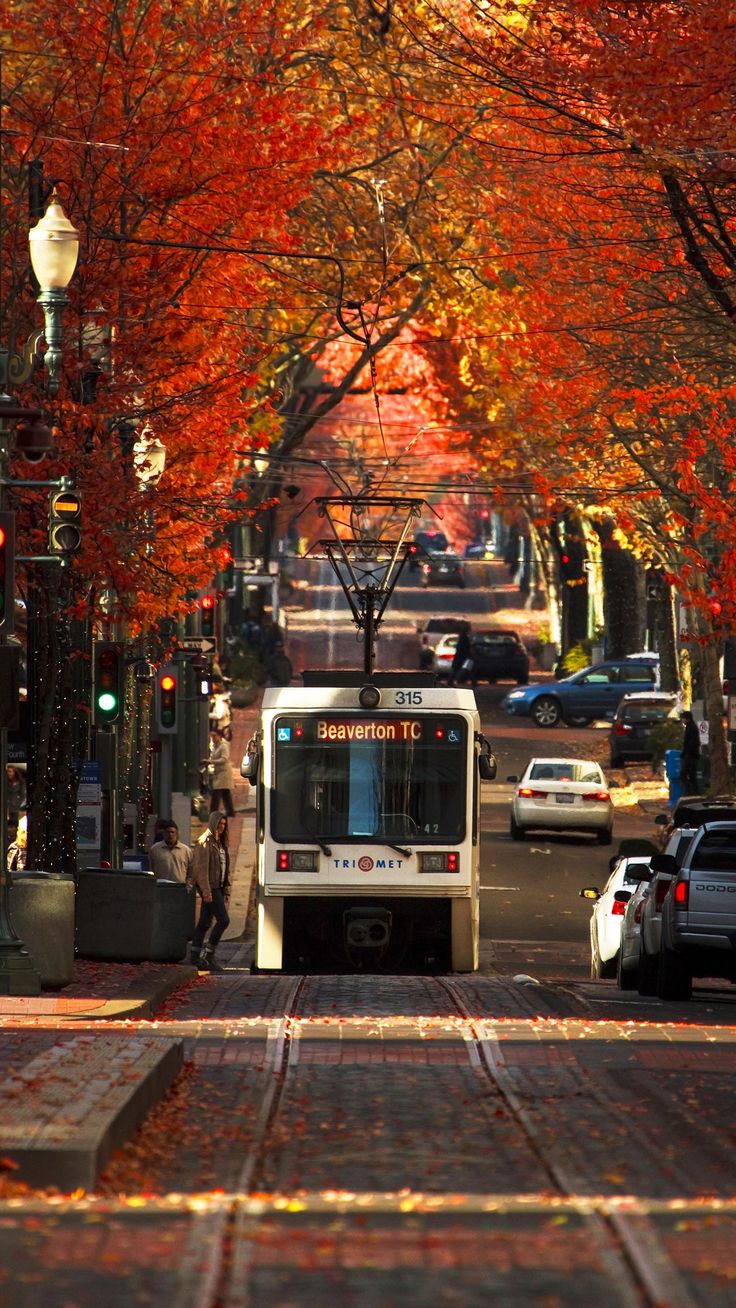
358,856,374,871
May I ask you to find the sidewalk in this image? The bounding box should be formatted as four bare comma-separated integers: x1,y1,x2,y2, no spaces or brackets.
0,692,264,1025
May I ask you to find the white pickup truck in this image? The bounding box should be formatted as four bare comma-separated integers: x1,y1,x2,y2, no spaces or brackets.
657,821,736,1000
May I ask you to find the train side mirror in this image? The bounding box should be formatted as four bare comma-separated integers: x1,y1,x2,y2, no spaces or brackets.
478,734,497,781
240,737,259,783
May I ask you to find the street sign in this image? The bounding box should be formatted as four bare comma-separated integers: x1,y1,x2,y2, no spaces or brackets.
177,638,216,655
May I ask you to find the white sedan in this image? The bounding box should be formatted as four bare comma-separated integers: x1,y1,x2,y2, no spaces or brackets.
508,757,613,844
580,855,654,979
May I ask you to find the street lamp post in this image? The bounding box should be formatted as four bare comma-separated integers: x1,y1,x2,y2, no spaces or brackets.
0,190,79,995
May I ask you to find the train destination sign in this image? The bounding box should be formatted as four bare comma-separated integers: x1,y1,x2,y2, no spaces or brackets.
316,718,422,742
275,717,466,746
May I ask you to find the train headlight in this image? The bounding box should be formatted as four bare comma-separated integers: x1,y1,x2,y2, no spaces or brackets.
419,852,459,874
359,684,381,710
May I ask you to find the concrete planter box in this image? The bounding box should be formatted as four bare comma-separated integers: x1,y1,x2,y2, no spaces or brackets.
76,868,155,961
538,642,559,671
9,871,76,988
150,881,196,962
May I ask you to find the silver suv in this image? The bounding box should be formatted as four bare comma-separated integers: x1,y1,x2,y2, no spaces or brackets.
656,822,736,1000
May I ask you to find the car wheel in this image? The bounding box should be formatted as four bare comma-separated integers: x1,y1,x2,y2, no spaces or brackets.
530,695,562,728
636,944,658,995
597,828,613,846
617,949,637,991
591,941,616,980
510,814,525,841
656,946,692,1001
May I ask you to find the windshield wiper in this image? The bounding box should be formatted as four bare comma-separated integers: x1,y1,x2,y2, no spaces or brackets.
309,838,332,856
386,842,412,858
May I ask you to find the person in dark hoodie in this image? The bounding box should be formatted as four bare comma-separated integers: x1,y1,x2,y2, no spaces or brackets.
189,812,231,971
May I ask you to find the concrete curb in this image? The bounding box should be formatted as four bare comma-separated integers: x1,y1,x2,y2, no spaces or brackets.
0,1034,184,1190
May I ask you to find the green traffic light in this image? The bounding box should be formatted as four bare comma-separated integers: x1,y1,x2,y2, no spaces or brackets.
97,692,118,713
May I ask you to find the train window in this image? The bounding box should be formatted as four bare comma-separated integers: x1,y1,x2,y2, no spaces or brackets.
272,714,467,844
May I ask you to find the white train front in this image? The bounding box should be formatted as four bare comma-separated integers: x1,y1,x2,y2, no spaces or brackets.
241,673,497,973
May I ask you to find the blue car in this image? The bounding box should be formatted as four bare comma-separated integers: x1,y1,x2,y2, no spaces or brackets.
502,657,659,728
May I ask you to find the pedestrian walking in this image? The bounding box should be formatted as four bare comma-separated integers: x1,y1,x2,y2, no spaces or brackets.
207,727,235,816
189,813,231,971
148,820,192,883
7,809,27,872
680,710,701,795
449,627,472,687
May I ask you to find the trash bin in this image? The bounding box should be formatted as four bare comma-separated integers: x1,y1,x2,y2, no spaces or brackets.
76,868,156,961
150,880,196,962
9,871,76,988
665,748,683,808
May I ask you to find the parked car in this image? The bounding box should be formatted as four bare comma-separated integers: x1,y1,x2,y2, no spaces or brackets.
507,757,613,843
619,829,691,992
421,553,465,588
464,540,494,560
502,657,659,728
433,633,460,680
467,629,529,685
580,854,654,980
654,795,736,849
617,862,656,990
416,617,471,669
408,530,449,571
609,691,680,768
657,821,736,1000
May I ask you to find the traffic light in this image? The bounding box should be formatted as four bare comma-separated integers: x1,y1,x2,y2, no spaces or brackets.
199,593,216,638
155,664,178,733
0,511,15,636
49,484,82,562
93,641,123,727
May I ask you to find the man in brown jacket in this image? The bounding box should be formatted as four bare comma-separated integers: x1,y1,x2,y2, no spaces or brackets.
189,812,231,972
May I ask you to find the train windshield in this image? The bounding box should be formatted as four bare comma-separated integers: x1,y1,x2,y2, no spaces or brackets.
272,714,467,843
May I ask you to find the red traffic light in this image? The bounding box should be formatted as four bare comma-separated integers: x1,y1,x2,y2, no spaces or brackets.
200,592,216,638
157,665,178,732
0,527,5,548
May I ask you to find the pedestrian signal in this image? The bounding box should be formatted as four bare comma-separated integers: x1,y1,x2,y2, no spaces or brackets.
49,485,82,561
93,641,123,726
0,511,15,636
200,593,216,638
155,665,178,733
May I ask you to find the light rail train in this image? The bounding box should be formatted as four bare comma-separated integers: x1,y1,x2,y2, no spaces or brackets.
242,671,496,972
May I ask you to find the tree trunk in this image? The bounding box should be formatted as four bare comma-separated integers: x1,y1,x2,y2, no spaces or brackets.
27,573,82,874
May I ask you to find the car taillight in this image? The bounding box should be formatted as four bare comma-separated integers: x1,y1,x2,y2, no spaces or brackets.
673,879,689,907
419,852,459,873
655,875,673,909
518,787,548,798
614,723,632,735
582,791,610,803
612,899,626,916
276,850,318,872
